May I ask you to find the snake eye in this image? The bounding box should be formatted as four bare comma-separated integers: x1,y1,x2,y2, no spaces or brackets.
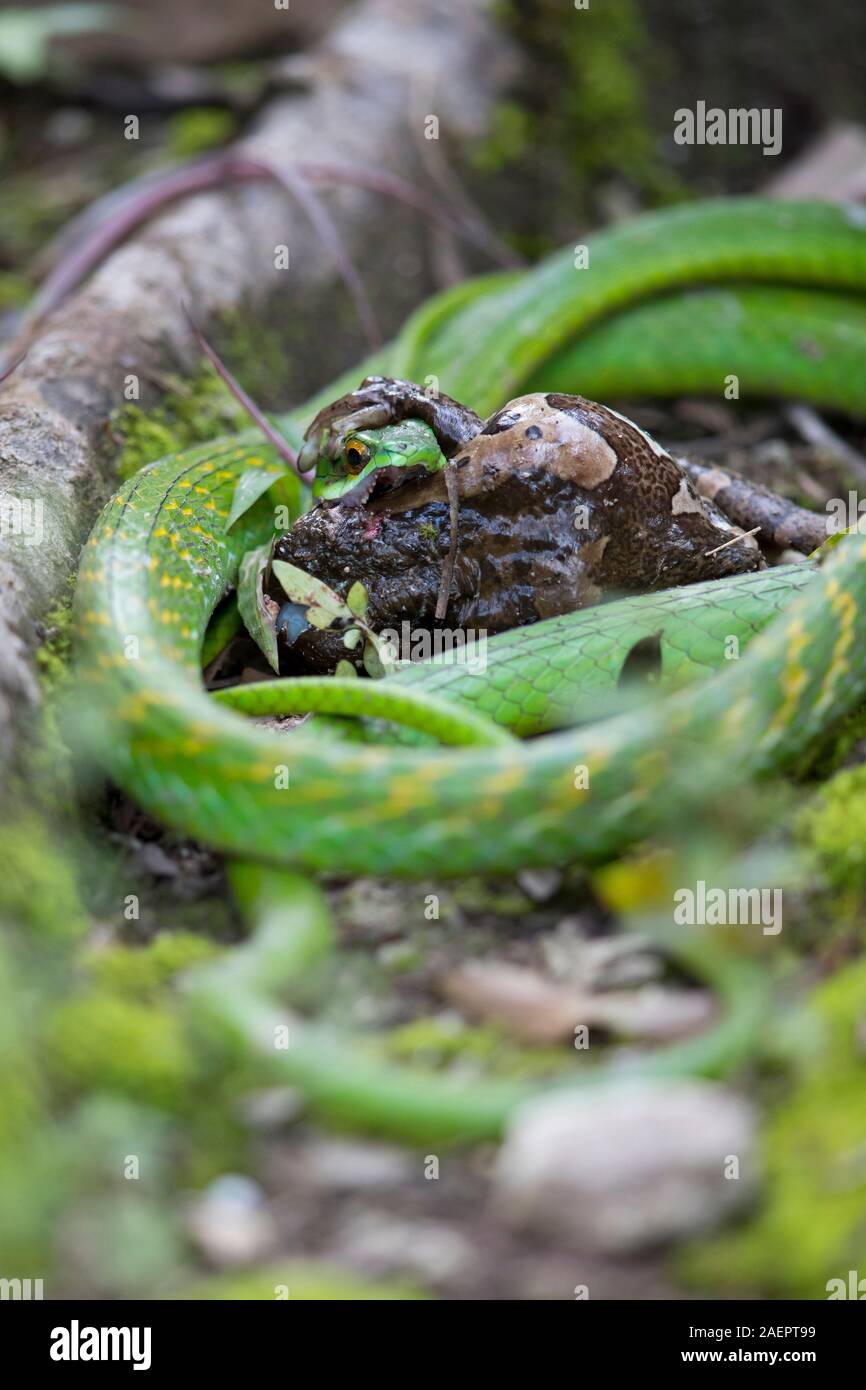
344,439,371,475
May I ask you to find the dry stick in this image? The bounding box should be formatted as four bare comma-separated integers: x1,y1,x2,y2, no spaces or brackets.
406,69,523,276
704,526,762,557
435,464,462,622
10,151,521,377
268,159,380,351
303,162,524,270
784,403,866,485
0,350,26,390
6,153,379,374
182,304,312,481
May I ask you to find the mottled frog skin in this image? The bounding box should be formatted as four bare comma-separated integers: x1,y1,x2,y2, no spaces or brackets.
275,380,764,671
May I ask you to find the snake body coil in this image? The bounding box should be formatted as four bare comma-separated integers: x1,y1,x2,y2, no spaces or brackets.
70,198,866,1137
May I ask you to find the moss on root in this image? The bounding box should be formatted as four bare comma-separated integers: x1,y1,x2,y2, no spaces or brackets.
112,320,291,482
0,813,89,943
112,368,249,480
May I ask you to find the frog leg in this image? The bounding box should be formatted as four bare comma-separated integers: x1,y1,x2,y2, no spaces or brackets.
299,375,483,473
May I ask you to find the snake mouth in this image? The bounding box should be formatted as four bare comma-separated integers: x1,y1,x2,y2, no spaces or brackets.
323,463,430,509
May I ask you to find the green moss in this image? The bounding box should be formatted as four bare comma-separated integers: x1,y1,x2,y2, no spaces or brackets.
0,168,85,262
471,101,533,174
113,316,292,482
677,959,866,1297
44,995,195,1110
0,814,89,942
383,1016,572,1081
0,939,46,1151
212,312,291,406
0,268,31,308
35,593,74,692
166,107,236,159
90,932,222,998
475,0,681,208
797,764,866,892
113,369,248,480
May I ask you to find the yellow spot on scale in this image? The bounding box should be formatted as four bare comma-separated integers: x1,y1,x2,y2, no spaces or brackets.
479,764,525,799
376,764,448,819
814,579,857,717
767,615,810,740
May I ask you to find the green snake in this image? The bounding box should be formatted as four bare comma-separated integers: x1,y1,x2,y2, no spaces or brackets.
72,197,866,1139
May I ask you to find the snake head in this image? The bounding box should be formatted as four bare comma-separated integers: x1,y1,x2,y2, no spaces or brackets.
311,419,447,506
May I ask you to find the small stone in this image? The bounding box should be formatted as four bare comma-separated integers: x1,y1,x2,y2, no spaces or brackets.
332,1212,474,1283
299,1138,412,1191
237,1087,304,1131
376,939,421,972
517,869,562,903
494,1080,757,1253
186,1174,273,1268
542,922,661,988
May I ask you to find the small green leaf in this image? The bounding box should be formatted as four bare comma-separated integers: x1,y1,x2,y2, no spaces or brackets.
809,527,852,562
271,560,349,621
268,472,305,528
227,465,286,531
363,641,386,679
237,541,280,672
346,581,369,619
307,604,341,630
342,627,362,650
334,660,358,679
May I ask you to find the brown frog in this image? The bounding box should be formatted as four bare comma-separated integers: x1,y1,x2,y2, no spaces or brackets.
272,377,819,671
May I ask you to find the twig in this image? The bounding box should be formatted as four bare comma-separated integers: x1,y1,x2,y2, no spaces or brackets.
704,526,761,557
0,350,26,390
7,149,523,376
435,464,461,621
4,152,379,371
784,403,866,485
182,304,311,481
